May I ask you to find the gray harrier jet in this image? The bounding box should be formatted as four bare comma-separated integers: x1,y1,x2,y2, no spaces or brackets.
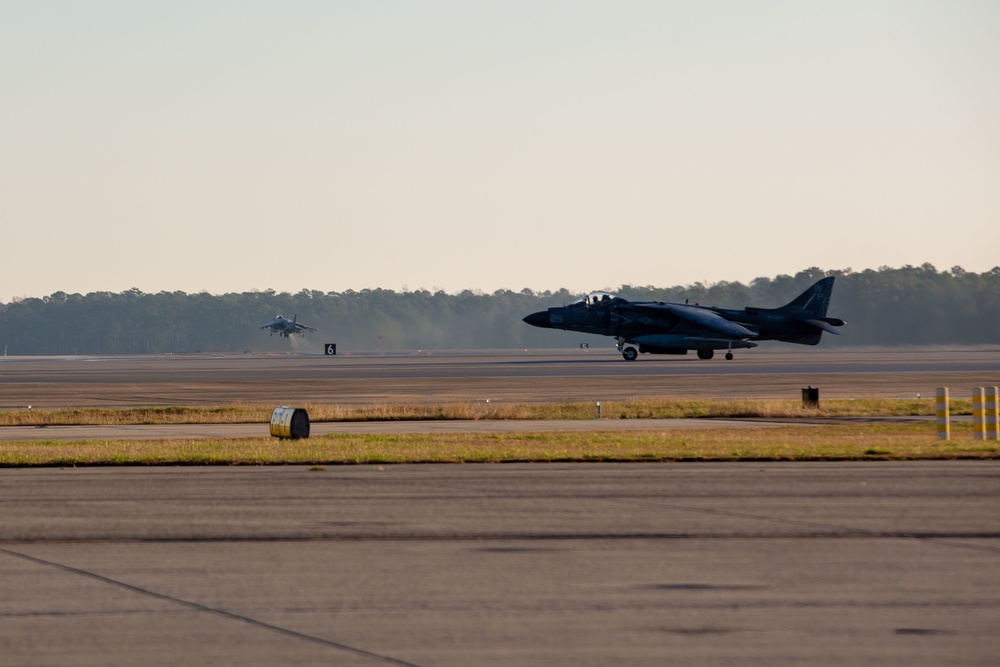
523,277,845,360
260,314,317,338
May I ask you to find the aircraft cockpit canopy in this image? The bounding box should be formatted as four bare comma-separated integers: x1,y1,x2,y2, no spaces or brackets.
568,292,625,309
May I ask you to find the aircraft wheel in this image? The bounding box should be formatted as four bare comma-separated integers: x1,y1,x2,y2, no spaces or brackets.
622,347,638,361
697,349,714,360
725,352,734,360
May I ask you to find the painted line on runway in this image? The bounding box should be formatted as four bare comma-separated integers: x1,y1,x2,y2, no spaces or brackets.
0,545,425,667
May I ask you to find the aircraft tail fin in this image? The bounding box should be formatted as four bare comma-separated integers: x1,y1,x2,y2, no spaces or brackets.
776,276,835,318
772,276,845,344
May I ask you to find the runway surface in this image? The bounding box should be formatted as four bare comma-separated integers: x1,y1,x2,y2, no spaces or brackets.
0,418,803,442
2,462,998,666
2,350,998,664
1,347,999,410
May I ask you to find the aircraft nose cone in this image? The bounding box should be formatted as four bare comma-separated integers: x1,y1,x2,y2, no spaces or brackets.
522,311,549,328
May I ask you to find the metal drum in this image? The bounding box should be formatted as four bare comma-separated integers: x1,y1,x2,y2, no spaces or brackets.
269,406,310,439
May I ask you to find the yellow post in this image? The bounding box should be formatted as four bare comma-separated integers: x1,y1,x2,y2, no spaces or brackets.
972,387,986,440
987,386,999,441
936,387,949,441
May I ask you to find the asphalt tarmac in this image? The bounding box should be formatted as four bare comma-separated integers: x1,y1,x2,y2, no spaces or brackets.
0,418,816,442
2,349,999,664
2,462,998,666
1,347,999,409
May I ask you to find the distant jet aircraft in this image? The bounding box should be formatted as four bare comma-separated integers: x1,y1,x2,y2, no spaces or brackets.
260,314,317,338
523,277,845,361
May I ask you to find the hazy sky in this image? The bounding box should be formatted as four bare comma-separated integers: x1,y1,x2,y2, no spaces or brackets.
2,1,998,302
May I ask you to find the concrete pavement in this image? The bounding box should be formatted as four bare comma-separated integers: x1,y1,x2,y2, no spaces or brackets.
2,462,998,666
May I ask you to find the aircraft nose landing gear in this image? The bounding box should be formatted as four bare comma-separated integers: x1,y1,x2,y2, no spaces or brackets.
617,338,639,361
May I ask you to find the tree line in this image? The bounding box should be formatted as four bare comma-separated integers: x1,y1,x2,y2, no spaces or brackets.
1,265,997,356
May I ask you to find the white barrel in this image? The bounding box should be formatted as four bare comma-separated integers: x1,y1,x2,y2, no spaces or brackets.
270,406,310,439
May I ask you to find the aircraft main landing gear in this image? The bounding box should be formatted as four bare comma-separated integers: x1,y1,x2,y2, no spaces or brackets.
725,351,734,360
697,349,714,360
622,346,638,361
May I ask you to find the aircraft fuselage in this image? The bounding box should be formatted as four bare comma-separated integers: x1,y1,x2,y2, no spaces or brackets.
522,278,845,360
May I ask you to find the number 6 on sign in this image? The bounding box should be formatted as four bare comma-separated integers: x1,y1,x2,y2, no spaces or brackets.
325,343,337,356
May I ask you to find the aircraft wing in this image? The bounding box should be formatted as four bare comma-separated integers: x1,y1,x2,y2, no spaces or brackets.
294,323,317,332
635,303,756,339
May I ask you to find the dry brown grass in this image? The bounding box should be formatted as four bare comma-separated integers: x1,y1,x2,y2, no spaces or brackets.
0,397,968,427
2,422,996,466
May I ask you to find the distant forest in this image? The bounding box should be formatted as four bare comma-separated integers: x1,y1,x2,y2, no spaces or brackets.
1,265,998,356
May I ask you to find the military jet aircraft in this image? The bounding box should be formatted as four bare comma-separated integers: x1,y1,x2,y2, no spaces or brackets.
260,314,317,338
522,277,845,361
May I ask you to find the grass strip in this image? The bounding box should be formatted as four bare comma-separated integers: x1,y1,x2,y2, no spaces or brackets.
2,423,997,467
0,397,970,427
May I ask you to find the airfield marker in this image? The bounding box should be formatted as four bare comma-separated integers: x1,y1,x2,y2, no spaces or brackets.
972,387,986,440
936,387,949,441
986,386,999,441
